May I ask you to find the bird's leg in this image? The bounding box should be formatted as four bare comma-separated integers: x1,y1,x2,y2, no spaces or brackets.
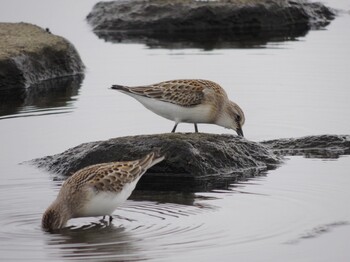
109,215,113,223
194,123,198,133
171,123,178,133
100,216,108,224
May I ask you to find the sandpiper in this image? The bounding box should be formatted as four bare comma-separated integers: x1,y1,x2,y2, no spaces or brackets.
42,151,164,231
111,79,245,136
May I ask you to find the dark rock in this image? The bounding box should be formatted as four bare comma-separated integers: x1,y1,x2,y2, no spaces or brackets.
86,0,335,49
262,135,350,159
33,133,281,191
0,23,84,91
32,134,350,192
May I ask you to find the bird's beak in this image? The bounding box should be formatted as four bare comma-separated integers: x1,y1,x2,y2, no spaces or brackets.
236,127,244,137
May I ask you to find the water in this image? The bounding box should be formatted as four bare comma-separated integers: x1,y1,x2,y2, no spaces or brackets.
0,0,350,261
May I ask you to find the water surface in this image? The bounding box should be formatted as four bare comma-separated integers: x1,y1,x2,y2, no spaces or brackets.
0,0,349,261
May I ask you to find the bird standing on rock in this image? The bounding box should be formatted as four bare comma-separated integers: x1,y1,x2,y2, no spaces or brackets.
42,151,164,231
111,79,245,136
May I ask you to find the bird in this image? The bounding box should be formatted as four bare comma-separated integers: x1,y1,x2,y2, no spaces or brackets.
42,150,165,231
111,79,245,136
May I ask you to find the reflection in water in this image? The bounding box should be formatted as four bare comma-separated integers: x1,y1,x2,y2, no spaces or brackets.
1,157,350,261
0,0,349,259
0,75,83,119
93,28,309,50
48,224,144,261
130,190,197,205
43,197,217,261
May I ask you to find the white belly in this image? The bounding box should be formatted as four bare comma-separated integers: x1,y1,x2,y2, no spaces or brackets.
77,179,139,217
125,92,213,124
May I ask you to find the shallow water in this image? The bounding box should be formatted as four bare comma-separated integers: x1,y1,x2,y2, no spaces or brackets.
0,0,350,261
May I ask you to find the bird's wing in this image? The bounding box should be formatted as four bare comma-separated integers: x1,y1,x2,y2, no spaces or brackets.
117,79,224,107
86,162,143,193
64,163,108,189
64,152,162,193
63,161,141,193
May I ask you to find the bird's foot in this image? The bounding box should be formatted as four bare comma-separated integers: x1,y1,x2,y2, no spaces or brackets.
99,215,114,225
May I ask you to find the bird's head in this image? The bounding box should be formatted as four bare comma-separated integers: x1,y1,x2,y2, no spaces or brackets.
217,101,245,137
42,202,69,232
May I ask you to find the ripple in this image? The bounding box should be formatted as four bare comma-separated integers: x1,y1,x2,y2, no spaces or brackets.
0,74,82,119
0,107,74,120
0,162,221,261
1,157,350,261
284,221,350,244
39,200,223,261
0,184,219,261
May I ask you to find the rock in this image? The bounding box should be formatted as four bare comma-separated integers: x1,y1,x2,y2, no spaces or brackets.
32,134,350,192
262,135,350,159
0,23,84,91
86,0,335,49
33,133,281,191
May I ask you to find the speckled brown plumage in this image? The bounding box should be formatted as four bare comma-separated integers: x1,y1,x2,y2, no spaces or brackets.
112,79,245,135
42,150,164,231
113,79,227,107
66,159,147,192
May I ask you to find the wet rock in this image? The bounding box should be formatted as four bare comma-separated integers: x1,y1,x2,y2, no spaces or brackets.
262,135,350,159
32,134,350,191
33,133,281,191
86,0,335,49
0,23,84,91
31,133,350,192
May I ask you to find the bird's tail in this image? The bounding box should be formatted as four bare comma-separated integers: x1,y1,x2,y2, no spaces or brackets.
138,148,165,171
111,84,129,92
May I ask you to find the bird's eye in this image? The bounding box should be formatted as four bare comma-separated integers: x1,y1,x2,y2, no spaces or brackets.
236,115,241,122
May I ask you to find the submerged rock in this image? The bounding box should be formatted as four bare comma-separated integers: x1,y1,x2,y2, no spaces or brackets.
86,0,335,49
32,134,350,191
262,135,350,159
0,23,84,91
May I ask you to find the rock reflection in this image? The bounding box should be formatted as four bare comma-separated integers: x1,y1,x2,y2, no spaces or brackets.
129,190,218,211
0,75,83,119
94,29,308,50
130,190,197,205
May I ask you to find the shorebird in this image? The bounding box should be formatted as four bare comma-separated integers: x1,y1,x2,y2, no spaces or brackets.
111,79,245,136
42,151,164,231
